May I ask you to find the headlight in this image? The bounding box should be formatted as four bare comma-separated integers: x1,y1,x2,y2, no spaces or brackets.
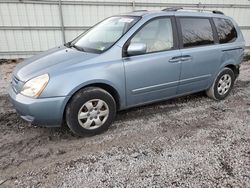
20,74,49,98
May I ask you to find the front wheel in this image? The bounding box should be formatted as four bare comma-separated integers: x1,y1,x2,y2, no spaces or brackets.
66,87,116,136
206,68,235,100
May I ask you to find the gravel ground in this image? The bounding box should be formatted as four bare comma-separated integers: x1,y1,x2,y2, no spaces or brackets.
0,59,250,187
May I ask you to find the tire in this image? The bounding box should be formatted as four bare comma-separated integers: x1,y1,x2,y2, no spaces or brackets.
206,68,235,100
66,87,116,136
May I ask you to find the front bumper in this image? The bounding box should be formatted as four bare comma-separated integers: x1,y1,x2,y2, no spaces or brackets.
8,86,69,127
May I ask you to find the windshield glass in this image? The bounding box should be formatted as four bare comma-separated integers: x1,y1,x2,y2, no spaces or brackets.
72,16,140,53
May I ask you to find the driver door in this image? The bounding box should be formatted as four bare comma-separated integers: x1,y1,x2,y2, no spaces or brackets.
123,17,182,107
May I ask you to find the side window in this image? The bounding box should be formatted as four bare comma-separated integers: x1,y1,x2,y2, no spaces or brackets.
130,18,174,53
180,18,214,48
213,18,237,44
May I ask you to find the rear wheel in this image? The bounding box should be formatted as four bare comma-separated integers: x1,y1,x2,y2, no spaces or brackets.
206,68,235,100
66,87,116,136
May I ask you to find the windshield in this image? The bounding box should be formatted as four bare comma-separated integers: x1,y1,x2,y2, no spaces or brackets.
71,16,140,53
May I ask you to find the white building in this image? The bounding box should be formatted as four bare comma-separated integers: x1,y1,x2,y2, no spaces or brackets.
0,0,249,58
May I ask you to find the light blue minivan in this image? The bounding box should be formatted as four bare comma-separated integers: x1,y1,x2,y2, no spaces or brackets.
9,8,245,136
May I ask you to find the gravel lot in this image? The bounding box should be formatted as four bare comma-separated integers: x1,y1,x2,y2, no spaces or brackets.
0,59,250,187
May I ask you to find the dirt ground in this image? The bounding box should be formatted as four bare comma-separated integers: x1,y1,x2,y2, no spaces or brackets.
0,59,250,187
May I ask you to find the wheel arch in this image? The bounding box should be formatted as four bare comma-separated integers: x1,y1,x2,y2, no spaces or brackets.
209,61,238,90
82,83,121,110
225,64,239,77
62,82,122,123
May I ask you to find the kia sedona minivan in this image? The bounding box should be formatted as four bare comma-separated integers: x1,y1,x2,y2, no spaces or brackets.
9,8,245,136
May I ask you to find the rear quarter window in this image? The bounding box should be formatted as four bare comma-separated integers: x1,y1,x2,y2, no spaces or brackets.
179,18,214,48
213,18,237,44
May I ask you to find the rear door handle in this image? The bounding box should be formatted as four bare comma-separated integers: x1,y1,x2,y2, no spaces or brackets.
169,56,182,63
169,56,192,63
181,55,192,61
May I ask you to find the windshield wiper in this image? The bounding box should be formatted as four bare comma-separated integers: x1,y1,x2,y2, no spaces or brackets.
64,42,85,52
64,42,71,48
70,44,85,52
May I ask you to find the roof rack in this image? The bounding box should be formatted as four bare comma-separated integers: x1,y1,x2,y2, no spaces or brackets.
162,7,224,15
162,7,183,12
212,10,224,15
132,10,148,12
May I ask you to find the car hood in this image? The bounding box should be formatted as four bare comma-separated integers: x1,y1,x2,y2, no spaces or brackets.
13,46,98,82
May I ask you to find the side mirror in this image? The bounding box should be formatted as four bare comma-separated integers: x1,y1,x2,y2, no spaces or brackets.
127,43,147,56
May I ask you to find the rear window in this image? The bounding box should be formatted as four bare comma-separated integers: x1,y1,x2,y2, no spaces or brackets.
180,18,214,48
213,18,237,44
